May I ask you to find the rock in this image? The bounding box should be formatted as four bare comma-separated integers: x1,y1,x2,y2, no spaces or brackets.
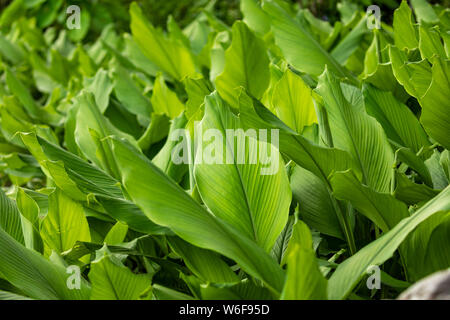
398,270,450,300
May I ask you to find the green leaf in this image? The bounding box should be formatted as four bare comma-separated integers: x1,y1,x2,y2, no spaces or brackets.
89,248,151,300
104,221,128,245
419,26,447,61
331,14,368,66
328,184,450,299
168,237,239,283
270,215,294,265
21,133,123,199
16,188,42,251
74,91,139,178
215,21,270,108
196,278,274,300
410,0,439,24
151,73,185,119
0,290,33,300
0,0,24,27
419,58,450,150
0,33,25,64
0,188,24,245
393,0,418,51
394,171,440,205
396,147,433,186
363,84,430,154
291,165,344,240
389,45,432,99
402,211,450,281
97,196,172,235
152,113,188,183
262,0,353,80
281,220,327,300
331,170,409,233
194,93,291,252
239,91,358,253
111,62,152,119
361,31,408,99
425,150,449,190
424,213,450,276
109,136,285,294
241,0,270,35
0,226,91,300
5,67,41,120
239,91,361,187
83,68,113,114
41,189,91,260
271,68,317,134
129,2,197,81
152,284,195,300
315,69,395,193
184,76,213,119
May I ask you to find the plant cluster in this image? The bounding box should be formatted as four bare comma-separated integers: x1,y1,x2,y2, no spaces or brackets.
0,0,448,300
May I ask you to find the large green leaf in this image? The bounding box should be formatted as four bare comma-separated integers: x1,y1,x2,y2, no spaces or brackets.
315,69,395,193
402,211,450,281
239,91,358,252
328,184,450,299
109,136,286,294
0,227,91,300
239,91,361,186
194,92,291,252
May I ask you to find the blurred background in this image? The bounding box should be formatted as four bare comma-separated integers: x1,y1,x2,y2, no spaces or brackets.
1,0,448,42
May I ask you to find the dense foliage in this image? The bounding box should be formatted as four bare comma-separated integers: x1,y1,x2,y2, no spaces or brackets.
0,0,449,300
